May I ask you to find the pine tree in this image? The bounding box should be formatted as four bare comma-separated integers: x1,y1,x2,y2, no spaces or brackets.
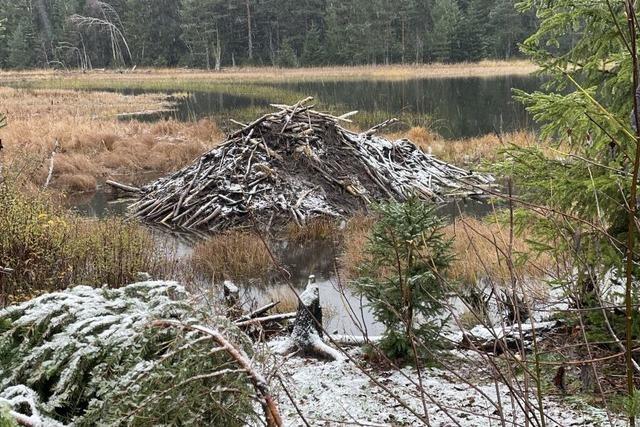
301,22,325,66
6,23,33,69
354,198,452,360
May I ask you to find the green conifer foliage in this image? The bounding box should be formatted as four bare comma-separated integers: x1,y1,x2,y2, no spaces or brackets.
0,281,258,426
353,198,452,360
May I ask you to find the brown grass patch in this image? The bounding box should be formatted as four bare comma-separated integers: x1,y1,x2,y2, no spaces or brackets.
284,217,339,242
338,212,552,288
54,173,98,192
0,87,224,193
266,287,299,314
338,214,377,280
0,60,538,85
189,231,273,282
444,215,553,287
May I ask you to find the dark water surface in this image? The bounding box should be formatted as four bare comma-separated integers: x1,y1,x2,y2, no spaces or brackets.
120,75,542,139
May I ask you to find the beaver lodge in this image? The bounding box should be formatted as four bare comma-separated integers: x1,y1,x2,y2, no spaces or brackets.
126,98,495,231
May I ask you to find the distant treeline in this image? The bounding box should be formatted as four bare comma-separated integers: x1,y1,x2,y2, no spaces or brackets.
0,0,537,70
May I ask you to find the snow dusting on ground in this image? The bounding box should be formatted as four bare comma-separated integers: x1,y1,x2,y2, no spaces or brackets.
272,348,622,426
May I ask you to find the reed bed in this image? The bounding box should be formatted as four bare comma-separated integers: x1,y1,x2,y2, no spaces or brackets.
386,126,540,166
338,212,552,287
0,60,537,86
0,87,223,192
189,231,274,283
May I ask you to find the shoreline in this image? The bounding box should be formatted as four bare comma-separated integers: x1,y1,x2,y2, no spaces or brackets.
0,60,538,87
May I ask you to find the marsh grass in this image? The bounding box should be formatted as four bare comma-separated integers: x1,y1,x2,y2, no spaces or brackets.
189,231,274,283
284,217,339,242
0,87,223,192
445,215,553,287
0,61,537,86
266,287,299,314
338,212,552,287
385,127,540,166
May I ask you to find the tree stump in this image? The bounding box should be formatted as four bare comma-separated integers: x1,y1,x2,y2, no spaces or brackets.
274,275,344,361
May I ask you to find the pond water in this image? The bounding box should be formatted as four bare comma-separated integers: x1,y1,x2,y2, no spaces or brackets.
122,75,542,139
74,75,537,334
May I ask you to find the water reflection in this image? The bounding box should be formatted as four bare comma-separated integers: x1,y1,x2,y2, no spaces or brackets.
119,75,542,139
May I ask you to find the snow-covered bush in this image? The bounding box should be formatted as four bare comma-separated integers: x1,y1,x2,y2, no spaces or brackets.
0,281,258,426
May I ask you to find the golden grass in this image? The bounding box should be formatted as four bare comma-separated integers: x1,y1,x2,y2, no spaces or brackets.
445,216,553,288
189,231,274,282
0,87,223,192
386,126,540,166
338,214,377,280
284,217,339,242
0,61,537,86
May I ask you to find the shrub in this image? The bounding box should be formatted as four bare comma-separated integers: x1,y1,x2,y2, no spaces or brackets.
0,281,258,426
352,198,453,360
0,183,169,305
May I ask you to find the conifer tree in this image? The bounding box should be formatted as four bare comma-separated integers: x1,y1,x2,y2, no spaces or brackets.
6,23,33,69
354,198,452,360
429,0,460,62
301,22,325,66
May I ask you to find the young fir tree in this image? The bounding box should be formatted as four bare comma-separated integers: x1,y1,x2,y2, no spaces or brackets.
353,198,452,360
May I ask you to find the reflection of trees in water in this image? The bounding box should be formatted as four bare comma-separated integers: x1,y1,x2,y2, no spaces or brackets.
166,76,542,139
274,239,337,285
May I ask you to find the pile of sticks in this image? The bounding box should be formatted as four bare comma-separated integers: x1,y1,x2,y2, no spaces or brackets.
129,98,494,231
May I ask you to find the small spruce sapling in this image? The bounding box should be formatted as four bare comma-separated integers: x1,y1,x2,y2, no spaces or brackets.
353,197,453,360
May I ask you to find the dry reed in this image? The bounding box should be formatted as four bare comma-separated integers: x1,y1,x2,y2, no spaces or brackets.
189,231,274,282
386,126,540,166
338,212,552,289
0,60,537,85
0,87,223,192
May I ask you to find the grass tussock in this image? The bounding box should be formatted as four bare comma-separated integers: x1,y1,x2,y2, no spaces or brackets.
339,214,377,280
0,87,223,192
190,231,274,283
266,287,299,314
0,182,172,305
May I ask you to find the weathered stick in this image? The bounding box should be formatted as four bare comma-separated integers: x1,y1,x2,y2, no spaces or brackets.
43,140,59,189
106,180,141,193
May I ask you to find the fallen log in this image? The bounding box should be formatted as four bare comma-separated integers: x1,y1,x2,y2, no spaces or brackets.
274,275,344,361
235,301,281,323
235,312,296,327
106,180,142,193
